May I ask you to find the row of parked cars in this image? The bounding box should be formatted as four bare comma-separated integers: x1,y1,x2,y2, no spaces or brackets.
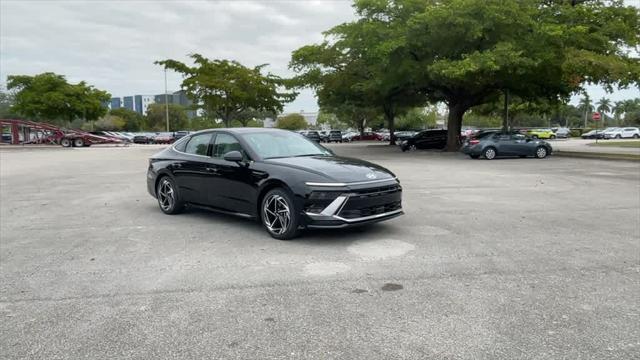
581,127,640,139
87,131,192,144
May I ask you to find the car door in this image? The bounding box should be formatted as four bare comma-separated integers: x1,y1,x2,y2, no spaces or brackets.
205,132,257,215
495,134,517,155
171,132,214,205
622,128,635,138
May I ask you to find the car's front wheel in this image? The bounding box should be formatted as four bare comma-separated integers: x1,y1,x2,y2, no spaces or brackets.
156,176,184,214
261,188,300,240
483,147,497,160
535,146,548,159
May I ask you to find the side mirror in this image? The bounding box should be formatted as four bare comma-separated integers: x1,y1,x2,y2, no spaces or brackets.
223,150,243,162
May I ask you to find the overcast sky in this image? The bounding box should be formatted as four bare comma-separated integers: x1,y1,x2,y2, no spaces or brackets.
1,0,638,113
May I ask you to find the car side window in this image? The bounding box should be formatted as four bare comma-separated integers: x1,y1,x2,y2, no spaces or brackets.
213,133,243,159
184,133,211,156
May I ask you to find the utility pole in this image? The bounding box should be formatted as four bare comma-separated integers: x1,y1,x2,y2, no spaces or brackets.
164,67,170,132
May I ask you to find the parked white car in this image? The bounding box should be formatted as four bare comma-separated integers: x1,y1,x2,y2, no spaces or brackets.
602,127,621,139
553,127,571,138
603,127,640,139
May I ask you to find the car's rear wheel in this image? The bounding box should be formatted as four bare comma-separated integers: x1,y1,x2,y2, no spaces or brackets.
634,134,639,139
156,177,184,214
535,146,548,159
60,138,71,147
615,134,621,139
531,135,538,139
483,147,497,160
73,138,84,147
261,188,300,240
550,135,556,139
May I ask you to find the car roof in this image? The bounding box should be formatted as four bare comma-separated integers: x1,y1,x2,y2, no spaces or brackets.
191,127,294,135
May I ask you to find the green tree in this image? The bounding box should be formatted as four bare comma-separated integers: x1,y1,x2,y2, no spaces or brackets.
92,115,126,131
396,107,437,131
290,13,426,144
405,0,638,149
109,108,144,131
156,55,296,127
6,72,110,125
578,94,594,128
0,88,20,119
276,113,307,130
297,0,638,150
145,103,188,131
596,97,611,126
316,111,345,130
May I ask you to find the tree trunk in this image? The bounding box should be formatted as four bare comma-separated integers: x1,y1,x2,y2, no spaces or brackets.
502,89,509,133
384,106,396,146
445,103,465,152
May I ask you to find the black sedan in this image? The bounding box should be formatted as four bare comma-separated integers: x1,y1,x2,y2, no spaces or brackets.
147,128,403,239
400,129,447,151
462,133,552,159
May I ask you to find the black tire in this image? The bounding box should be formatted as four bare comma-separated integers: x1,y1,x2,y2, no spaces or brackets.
634,134,639,139
469,154,480,159
261,188,300,240
483,147,497,160
615,134,621,139
156,176,184,214
531,135,539,139
535,146,548,159
550,135,556,139
73,138,84,147
60,138,72,147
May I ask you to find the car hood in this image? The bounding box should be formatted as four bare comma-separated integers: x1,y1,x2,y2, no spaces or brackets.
264,155,396,183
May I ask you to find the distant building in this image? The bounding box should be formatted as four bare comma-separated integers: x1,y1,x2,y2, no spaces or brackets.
110,98,121,109
155,91,196,118
134,95,155,116
123,96,134,111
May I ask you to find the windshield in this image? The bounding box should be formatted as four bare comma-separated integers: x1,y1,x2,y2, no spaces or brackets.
243,131,332,159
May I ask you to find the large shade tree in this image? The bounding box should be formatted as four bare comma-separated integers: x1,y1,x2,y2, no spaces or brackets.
6,72,110,125
156,55,297,127
290,10,426,144
293,0,639,150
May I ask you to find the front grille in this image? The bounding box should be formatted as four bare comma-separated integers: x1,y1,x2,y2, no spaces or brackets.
350,184,401,197
339,201,402,219
338,184,402,219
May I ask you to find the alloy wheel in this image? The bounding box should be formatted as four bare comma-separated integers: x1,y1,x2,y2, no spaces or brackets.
263,194,291,235
536,147,547,158
158,179,175,211
484,148,496,160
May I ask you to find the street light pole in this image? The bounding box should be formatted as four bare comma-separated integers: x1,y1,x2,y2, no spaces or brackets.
164,67,170,132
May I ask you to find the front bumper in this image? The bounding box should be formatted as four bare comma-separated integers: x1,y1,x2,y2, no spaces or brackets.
302,180,403,229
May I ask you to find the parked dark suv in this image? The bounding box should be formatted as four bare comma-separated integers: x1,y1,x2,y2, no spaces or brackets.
328,130,342,143
400,130,447,151
304,131,321,142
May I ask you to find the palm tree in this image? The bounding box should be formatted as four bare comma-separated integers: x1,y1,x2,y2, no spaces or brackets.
596,97,611,126
578,93,593,128
613,101,625,126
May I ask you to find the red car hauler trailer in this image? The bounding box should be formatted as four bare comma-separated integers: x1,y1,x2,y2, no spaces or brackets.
0,119,126,147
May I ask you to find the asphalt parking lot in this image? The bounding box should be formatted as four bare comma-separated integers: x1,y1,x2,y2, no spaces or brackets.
1,143,639,359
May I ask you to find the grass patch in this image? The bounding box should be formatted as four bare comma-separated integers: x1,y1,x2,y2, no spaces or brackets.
591,141,640,148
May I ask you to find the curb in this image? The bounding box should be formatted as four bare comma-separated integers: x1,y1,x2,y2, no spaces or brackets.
553,151,640,162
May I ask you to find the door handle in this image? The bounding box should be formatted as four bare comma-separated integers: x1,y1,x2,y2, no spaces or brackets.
205,167,218,173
